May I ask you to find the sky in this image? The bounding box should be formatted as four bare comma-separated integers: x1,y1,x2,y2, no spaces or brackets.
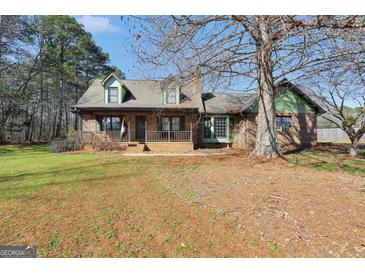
74,15,253,92
75,15,248,91
73,15,362,107
75,15,139,79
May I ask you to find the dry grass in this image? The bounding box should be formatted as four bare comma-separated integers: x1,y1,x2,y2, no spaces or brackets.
0,145,364,257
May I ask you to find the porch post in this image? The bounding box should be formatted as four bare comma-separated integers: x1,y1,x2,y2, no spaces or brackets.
104,113,107,141
79,111,83,142
128,112,131,142
128,120,131,142
145,118,147,142
190,117,192,142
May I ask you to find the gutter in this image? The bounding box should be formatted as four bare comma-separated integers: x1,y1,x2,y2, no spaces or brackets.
71,106,200,113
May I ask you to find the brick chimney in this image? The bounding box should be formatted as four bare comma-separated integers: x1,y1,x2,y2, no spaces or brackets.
194,67,202,94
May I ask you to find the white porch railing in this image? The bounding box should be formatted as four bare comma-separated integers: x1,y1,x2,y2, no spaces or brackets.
146,131,192,142
81,130,192,142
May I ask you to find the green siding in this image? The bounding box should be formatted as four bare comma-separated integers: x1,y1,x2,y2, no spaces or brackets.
250,87,315,113
104,75,125,104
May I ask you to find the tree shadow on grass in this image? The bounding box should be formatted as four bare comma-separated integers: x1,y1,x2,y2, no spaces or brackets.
0,144,49,157
0,159,125,184
283,143,365,177
0,162,146,201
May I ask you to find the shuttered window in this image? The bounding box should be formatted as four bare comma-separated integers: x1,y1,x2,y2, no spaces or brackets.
229,117,234,138
204,117,211,138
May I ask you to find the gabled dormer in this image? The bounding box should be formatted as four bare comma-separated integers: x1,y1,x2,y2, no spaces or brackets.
161,77,181,105
101,73,126,104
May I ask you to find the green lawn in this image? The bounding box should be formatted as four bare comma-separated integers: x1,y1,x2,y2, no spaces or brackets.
0,145,259,257
287,150,365,177
0,145,103,200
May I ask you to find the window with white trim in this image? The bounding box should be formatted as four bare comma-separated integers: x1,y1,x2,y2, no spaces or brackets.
166,88,176,104
214,117,227,138
203,116,234,141
108,87,118,103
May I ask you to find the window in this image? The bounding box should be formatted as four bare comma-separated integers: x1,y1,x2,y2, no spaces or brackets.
171,117,180,131
102,116,122,131
166,88,176,104
203,117,211,138
108,87,118,103
276,116,291,133
203,116,234,140
214,117,227,138
159,116,183,131
161,117,170,131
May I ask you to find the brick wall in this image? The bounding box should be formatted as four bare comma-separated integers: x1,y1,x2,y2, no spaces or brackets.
243,112,317,150
232,115,246,149
145,142,193,152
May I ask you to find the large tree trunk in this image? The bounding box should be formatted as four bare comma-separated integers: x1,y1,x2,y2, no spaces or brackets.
350,137,359,157
252,18,281,158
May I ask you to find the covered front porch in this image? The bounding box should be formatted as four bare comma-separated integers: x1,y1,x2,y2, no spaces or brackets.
78,109,199,151
80,130,192,143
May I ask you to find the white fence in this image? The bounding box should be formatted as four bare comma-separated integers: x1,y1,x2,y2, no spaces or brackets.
317,128,365,143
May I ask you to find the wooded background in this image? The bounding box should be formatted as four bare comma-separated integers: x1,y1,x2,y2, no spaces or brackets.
0,15,123,144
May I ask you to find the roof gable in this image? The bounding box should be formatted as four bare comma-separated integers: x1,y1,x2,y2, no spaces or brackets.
242,79,325,114
101,72,123,87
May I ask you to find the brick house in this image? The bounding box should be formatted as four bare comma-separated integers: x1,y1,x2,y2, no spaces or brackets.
72,72,324,152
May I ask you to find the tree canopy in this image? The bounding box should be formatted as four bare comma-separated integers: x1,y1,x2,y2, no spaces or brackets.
0,15,117,143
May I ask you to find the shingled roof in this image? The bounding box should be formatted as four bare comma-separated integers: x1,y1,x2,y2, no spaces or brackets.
73,76,203,111
74,74,324,115
202,92,256,114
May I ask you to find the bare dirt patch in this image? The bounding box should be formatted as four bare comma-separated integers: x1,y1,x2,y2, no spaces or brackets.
157,151,365,257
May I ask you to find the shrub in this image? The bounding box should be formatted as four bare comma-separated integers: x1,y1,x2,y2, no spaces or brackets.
91,140,125,152
49,129,81,153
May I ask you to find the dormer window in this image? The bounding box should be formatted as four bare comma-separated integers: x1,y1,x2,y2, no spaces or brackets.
166,88,176,104
108,87,118,103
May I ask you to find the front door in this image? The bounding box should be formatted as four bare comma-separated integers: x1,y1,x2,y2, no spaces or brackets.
136,116,146,141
